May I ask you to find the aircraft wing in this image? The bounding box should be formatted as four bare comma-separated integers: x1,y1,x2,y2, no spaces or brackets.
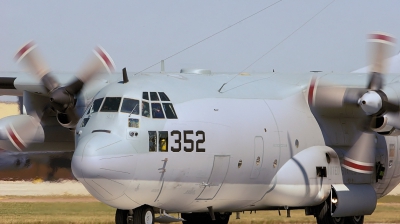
0,72,75,96
352,52,400,73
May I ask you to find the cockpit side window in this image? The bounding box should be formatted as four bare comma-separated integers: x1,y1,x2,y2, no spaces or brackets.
162,103,178,119
120,98,139,115
159,131,168,152
151,103,165,118
87,98,104,114
150,92,159,101
142,101,150,118
148,131,157,152
158,92,170,101
100,97,121,112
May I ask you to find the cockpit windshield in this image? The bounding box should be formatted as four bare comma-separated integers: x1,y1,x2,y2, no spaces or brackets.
87,97,104,114
100,97,121,112
120,98,139,115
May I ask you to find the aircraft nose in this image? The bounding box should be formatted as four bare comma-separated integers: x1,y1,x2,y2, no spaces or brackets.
72,132,137,201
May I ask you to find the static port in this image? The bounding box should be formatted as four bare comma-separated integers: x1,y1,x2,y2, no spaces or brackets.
238,160,242,168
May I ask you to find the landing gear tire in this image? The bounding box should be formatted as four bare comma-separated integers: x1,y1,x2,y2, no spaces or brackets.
182,212,231,224
314,200,364,224
315,201,345,224
345,216,364,224
115,209,128,224
133,205,154,224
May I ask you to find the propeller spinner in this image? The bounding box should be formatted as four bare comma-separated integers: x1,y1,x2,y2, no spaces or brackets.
15,42,115,129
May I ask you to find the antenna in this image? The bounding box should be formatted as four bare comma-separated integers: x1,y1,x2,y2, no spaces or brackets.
161,60,165,73
122,67,129,83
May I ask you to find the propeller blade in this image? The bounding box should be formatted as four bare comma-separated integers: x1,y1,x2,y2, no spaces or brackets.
342,132,375,174
383,100,399,112
367,32,395,90
15,41,59,92
15,41,49,78
68,47,115,95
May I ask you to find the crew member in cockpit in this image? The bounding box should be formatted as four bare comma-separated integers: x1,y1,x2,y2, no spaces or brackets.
152,104,164,118
142,102,150,117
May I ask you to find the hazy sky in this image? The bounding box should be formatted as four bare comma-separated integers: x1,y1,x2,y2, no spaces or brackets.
1,1,400,74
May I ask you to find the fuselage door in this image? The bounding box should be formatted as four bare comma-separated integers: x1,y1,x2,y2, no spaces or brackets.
196,155,230,200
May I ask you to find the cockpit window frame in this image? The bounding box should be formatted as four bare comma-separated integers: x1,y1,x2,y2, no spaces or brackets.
158,92,170,101
150,92,160,101
142,92,149,100
151,103,165,119
120,98,140,115
100,97,122,112
86,97,104,115
142,100,151,118
162,103,178,119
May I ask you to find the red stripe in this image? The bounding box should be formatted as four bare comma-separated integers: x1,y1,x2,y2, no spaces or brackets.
308,77,316,106
96,48,114,71
15,42,34,60
369,34,395,43
343,159,373,172
7,127,24,150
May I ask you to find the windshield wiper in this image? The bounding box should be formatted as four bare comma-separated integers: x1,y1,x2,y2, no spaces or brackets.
128,104,138,117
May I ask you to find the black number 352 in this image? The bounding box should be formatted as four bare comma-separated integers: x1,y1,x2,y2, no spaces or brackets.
171,130,205,152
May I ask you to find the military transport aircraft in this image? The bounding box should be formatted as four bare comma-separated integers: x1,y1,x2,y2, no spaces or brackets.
1,32,400,224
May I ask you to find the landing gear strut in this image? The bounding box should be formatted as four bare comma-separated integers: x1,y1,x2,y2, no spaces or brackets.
182,212,231,224
115,205,154,224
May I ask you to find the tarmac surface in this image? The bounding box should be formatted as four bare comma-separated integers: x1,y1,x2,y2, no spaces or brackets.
0,180,400,196
0,180,90,196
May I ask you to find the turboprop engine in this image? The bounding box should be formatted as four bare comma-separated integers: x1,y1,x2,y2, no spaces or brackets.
4,42,115,151
15,42,115,129
309,32,399,174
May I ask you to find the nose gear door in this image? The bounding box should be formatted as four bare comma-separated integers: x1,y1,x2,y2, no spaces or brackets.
196,155,230,200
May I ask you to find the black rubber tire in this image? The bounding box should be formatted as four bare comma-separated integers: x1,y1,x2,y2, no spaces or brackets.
140,206,155,224
315,201,345,224
182,213,209,224
133,207,142,224
345,216,364,224
317,215,345,224
215,212,231,224
115,209,128,224
133,206,154,224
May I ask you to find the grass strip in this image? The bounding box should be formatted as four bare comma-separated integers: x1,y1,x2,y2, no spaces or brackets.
0,195,399,223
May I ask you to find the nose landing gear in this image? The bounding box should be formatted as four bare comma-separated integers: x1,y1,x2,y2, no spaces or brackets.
115,206,154,224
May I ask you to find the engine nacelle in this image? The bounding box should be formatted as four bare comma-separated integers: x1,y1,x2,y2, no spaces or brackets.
371,114,400,136
56,112,79,129
0,115,44,151
331,184,376,217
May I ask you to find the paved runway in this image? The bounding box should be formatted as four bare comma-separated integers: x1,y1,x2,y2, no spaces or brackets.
1,180,400,196
0,180,90,196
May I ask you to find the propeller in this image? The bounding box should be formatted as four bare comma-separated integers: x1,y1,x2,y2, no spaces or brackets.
309,32,397,174
15,41,115,128
344,33,397,174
